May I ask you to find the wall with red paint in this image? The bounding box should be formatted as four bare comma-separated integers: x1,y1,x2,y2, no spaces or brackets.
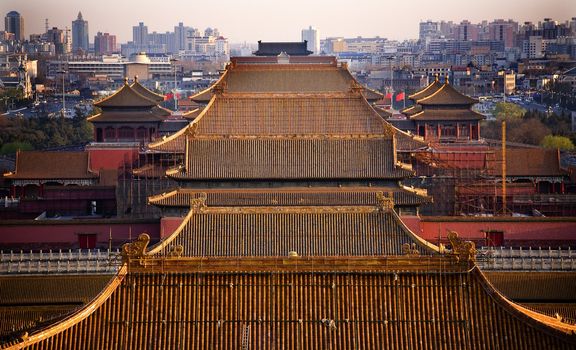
402,215,576,247
88,148,139,171
160,217,185,239
0,220,160,250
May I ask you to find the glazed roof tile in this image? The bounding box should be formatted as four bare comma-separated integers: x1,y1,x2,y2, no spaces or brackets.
7,259,576,349
494,148,566,177
178,138,411,180
408,79,443,101
3,151,97,180
194,94,387,136
129,80,165,103
190,63,382,102
150,206,436,257
410,108,485,121
87,109,166,123
148,187,431,208
485,271,576,301
93,82,157,109
416,83,479,106
0,275,112,338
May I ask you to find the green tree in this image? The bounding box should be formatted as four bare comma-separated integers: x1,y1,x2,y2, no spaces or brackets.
0,141,33,155
540,135,575,151
492,102,526,121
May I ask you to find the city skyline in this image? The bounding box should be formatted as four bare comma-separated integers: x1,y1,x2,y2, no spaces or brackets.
0,0,574,44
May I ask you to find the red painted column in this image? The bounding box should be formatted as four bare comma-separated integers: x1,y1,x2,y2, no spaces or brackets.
477,122,480,140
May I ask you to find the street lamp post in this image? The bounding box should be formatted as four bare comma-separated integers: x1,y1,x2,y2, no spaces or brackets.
58,67,67,118
386,56,394,109
170,58,178,111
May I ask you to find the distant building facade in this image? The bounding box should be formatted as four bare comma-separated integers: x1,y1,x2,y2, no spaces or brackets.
4,11,24,42
94,32,116,55
132,22,148,46
301,26,320,54
72,11,89,53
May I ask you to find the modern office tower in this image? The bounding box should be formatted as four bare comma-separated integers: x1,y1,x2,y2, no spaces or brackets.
72,12,89,53
301,25,320,54
4,11,24,41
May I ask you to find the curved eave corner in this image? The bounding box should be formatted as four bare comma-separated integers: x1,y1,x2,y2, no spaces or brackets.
147,188,179,205
5,264,128,349
147,208,196,256
475,267,576,336
391,209,441,254
189,69,229,103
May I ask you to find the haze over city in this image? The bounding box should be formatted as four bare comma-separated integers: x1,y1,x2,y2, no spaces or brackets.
1,0,574,43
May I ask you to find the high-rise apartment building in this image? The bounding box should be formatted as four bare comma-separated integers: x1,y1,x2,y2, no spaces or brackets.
174,22,189,52
488,19,517,48
133,22,148,46
4,11,24,41
46,27,68,55
419,20,441,47
94,32,116,55
454,20,479,41
301,26,320,54
72,12,89,53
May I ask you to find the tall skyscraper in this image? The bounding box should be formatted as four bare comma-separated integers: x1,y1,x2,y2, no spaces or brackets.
133,22,148,46
72,12,89,53
4,11,24,41
301,26,320,54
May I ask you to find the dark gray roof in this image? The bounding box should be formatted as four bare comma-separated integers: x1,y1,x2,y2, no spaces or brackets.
254,41,312,56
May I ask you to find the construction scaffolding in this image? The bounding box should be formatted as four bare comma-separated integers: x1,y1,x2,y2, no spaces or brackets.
410,141,576,217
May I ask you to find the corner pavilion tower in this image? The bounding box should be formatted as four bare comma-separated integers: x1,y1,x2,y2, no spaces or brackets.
3,52,576,349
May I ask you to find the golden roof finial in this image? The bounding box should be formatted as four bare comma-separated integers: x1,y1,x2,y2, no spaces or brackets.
447,230,477,263
190,193,207,212
123,77,129,85
134,75,139,83
120,233,150,264
434,74,439,82
375,191,394,212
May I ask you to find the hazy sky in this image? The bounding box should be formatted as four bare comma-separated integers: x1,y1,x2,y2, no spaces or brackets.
1,0,574,43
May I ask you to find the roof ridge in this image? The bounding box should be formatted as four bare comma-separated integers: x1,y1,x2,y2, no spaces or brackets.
415,82,448,104
147,208,196,255
189,68,229,102
93,82,158,108
130,80,165,103
147,188,180,203
408,80,442,100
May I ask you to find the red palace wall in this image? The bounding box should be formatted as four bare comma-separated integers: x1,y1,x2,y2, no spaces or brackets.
0,220,160,250
88,148,139,171
402,215,576,248
161,217,185,239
